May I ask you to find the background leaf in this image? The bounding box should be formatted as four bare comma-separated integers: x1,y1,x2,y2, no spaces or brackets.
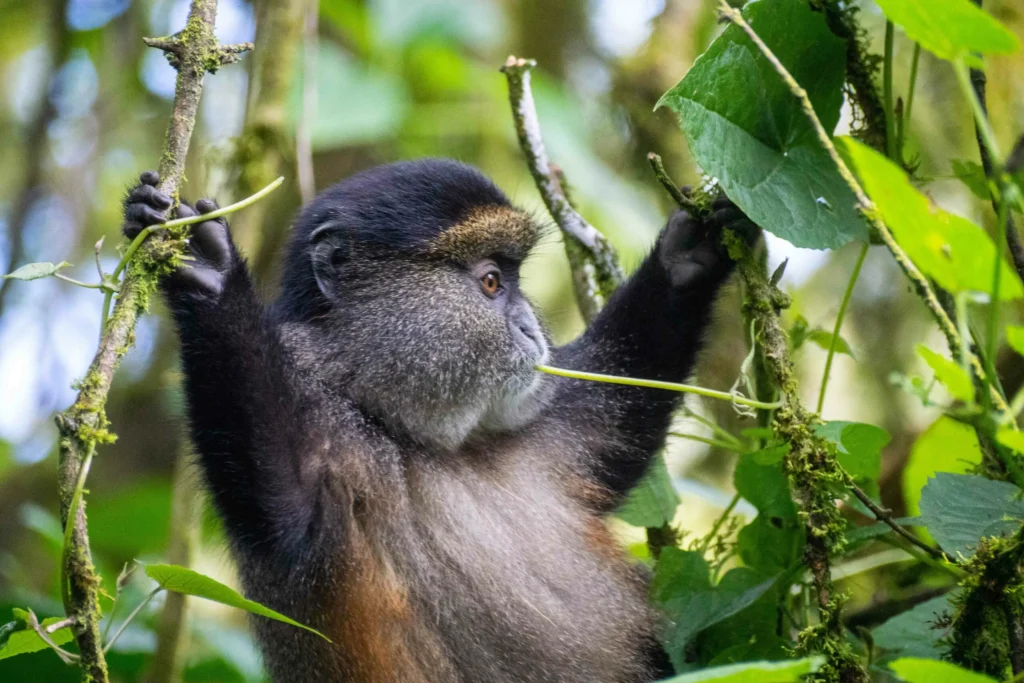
872,593,955,661
1,262,69,281
888,657,997,683
662,656,823,682
0,615,74,661
839,137,1024,300
916,346,974,402
616,453,680,528
873,0,1019,63
658,0,866,249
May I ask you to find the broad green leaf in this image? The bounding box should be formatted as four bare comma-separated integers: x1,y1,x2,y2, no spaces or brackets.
916,346,974,402
144,564,329,640
889,657,997,683
616,453,680,528
0,615,74,660
749,442,788,466
815,421,889,482
903,417,982,516
918,473,1024,557
658,0,866,249
874,0,1019,64
838,137,1024,300
873,593,954,661
735,451,803,574
1,261,69,281
951,159,990,200
662,656,823,682
806,329,854,357
735,450,795,519
1006,324,1024,357
654,549,778,671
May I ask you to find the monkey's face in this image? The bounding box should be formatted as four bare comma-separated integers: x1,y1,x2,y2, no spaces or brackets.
324,249,549,451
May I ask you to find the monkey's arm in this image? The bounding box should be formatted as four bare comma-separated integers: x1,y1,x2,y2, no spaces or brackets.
124,173,331,553
546,200,755,498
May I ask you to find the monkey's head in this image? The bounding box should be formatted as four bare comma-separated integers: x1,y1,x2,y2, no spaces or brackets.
277,159,550,451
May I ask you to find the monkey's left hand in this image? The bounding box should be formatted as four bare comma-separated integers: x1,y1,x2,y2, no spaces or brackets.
123,171,236,297
657,196,760,290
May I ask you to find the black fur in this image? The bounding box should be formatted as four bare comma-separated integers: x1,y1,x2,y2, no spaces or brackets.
123,159,752,683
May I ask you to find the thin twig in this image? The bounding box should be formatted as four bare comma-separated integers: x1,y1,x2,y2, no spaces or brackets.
817,243,869,414
646,153,700,213
845,478,952,563
27,610,79,664
103,587,163,654
53,2,248,679
501,55,624,322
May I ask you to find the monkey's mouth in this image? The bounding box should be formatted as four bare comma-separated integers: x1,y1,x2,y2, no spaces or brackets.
511,322,548,365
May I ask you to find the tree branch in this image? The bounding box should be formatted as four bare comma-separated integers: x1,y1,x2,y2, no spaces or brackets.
53,2,246,679
500,55,624,322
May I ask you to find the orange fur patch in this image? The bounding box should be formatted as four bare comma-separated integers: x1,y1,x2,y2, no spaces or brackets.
428,206,539,262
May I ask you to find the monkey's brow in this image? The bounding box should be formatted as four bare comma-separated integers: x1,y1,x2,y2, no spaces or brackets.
427,206,539,262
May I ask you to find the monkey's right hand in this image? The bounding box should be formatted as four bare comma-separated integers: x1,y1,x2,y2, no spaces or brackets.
123,171,235,297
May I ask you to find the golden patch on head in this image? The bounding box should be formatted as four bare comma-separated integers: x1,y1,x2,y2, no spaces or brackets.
428,206,540,263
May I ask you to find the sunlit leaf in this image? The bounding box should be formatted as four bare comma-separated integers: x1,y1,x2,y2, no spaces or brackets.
903,417,982,517
1,261,69,281
658,0,866,249
889,657,997,683
1006,324,1024,357
916,346,974,402
144,564,329,640
661,656,823,682
839,137,1024,299
0,613,73,661
996,428,1024,455
815,421,889,483
874,0,1019,64
918,473,1024,557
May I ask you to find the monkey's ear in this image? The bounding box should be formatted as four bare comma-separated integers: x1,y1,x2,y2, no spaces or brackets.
310,226,348,303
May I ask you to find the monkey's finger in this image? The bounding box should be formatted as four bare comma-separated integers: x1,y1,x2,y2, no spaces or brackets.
175,201,197,219
139,170,160,187
127,183,173,211
172,265,225,297
195,198,222,217
123,202,167,232
189,221,233,269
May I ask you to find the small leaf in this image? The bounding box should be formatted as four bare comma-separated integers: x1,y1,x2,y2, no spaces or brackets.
749,443,789,466
144,564,329,640
839,137,1024,300
918,473,1024,557
1,261,70,281
903,417,982,517
616,453,680,528
951,159,990,200
806,329,854,358
815,421,889,482
661,656,823,682
916,346,974,402
874,0,1019,63
789,315,810,351
0,615,74,661
888,657,997,683
1006,324,1024,357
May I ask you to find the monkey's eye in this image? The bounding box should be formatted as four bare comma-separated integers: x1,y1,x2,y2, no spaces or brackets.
480,270,502,298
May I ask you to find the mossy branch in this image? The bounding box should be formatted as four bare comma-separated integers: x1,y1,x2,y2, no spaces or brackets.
500,55,624,322
53,1,248,679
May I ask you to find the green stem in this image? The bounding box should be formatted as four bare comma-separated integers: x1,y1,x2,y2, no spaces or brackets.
900,43,922,163
60,444,95,607
699,492,741,554
883,21,896,159
535,365,783,410
681,407,744,446
55,274,106,290
669,432,747,454
102,587,163,654
111,176,284,280
953,59,1001,166
816,242,869,414
987,199,1008,398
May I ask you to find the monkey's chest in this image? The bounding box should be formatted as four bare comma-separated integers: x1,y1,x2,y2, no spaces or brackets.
340,465,655,683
